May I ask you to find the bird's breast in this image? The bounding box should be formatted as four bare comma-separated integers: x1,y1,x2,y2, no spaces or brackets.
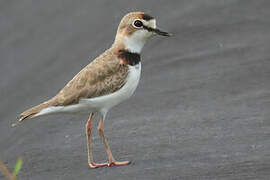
79,63,141,112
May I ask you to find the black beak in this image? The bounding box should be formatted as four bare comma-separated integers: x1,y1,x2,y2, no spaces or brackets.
152,28,172,37
143,25,172,37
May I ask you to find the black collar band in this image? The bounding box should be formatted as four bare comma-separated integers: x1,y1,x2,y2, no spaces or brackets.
118,50,141,66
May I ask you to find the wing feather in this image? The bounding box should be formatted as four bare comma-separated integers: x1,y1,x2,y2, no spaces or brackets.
52,50,129,106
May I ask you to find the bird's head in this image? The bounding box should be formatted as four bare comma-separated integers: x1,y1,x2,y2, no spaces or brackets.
113,12,171,53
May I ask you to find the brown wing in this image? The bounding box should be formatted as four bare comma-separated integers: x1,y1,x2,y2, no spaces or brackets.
51,49,129,106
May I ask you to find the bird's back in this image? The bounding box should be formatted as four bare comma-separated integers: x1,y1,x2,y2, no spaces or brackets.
17,48,130,123
53,48,129,106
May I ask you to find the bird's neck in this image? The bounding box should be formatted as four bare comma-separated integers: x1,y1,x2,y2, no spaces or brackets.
113,32,147,54
117,49,141,66
111,41,141,66
123,35,146,54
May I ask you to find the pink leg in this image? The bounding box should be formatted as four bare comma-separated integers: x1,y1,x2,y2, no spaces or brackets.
98,117,130,167
85,113,107,168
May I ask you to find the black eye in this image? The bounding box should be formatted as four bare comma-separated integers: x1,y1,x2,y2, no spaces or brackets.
133,20,143,28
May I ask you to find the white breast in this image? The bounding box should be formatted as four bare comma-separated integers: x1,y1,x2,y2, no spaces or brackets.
34,63,141,117
80,63,141,112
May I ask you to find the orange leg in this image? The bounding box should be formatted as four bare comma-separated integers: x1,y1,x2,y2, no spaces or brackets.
85,113,107,168
97,116,130,167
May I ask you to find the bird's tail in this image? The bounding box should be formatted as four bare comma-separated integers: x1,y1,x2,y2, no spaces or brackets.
12,99,54,127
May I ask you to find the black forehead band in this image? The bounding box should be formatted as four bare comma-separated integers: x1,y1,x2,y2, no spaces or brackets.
142,14,154,21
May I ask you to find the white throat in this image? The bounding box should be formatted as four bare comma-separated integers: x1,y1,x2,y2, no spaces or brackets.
124,30,149,53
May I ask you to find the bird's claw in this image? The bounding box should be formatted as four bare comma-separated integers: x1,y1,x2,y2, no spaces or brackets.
89,160,130,168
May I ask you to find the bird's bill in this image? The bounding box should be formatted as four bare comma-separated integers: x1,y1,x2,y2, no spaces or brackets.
142,25,171,37
152,28,172,37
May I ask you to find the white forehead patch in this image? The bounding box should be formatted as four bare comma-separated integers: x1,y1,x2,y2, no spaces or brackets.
143,19,156,29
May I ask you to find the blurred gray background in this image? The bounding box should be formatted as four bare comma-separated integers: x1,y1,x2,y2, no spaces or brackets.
1,0,270,179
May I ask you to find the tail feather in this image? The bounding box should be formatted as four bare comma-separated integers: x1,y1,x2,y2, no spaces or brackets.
12,99,55,127
12,113,35,127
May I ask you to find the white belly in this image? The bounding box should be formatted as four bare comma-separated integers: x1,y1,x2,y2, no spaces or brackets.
34,63,141,117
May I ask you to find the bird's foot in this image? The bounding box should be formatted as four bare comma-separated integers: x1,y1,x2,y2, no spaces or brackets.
108,160,131,167
89,160,131,168
89,162,108,168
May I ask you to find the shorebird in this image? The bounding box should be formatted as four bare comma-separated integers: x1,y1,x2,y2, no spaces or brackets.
13,12,170,168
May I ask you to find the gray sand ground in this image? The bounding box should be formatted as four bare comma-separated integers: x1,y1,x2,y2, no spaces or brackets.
1,0,270,179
